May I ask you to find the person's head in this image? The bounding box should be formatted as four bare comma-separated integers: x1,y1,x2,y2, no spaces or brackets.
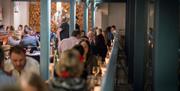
62,17,68,23
56,49,84,78
0,25,4,30
28,27,34,35
24,25,28,30
79,39,90,56
6,26,10,32
87,31,95,40
106,26,111,32
96,28,102,36
20,72,46,91
81,30,85,37
24,27,30,35
72,44,84,56
0,46,5,68
9,45,26,72
18,25,23,31
81,36,88,40
10,26,15,31
111,25,116,30
71,30,81,39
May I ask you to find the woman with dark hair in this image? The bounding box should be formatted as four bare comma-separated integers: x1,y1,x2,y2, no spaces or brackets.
72,44,84,56
79,39,98,79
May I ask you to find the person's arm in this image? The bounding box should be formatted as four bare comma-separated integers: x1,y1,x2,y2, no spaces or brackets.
56,28,62,44
58,40,63,58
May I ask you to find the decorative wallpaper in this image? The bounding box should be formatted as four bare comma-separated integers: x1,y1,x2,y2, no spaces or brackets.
29,1,57,32
62,3,92,31
29,1,92,32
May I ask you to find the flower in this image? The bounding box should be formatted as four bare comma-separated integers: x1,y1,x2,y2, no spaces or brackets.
61,71,69,78
79,55,84,63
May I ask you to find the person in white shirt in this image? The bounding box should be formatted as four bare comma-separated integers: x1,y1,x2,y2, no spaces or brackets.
58,30,81,54
6,45,39,79
8,31,21,46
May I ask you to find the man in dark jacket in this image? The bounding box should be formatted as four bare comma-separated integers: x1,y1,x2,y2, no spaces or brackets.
59,17,69,41
96,29,107,63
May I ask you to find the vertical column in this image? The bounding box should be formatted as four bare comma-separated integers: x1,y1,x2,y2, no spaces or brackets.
40,0,51,80
83,0,89,33
125,0,135,84
91,1,96,29
133,0,148,90
70,0,76,35
153,0,179,91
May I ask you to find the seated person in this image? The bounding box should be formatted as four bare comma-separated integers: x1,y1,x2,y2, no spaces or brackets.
4,45,39,79
20,28,39,48
0,46,16,87
8,31,21,46
48,49,87,91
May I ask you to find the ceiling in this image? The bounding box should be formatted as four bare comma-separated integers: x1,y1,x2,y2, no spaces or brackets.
98,0,125,2
12,0,126,2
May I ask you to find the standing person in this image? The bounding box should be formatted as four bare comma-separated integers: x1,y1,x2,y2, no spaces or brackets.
79,39,98,79
111,25,117,37
59,17,69,41
87,31,98,56
0,46,16,87
58,30,81,54
96,29,107,64
105,26,113,51
76,16,80,31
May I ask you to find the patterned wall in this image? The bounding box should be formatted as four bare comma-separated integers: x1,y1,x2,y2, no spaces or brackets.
29,2,40,32
29,1,57,32
62,3,92,31
29,1,92,32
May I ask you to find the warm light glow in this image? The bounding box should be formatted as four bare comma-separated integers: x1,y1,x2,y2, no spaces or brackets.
14,2,20,13
56,2,62,12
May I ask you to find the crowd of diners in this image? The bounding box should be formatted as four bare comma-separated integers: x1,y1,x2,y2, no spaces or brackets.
0,21,117,91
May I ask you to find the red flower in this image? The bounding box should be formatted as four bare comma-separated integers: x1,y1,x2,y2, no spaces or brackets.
61,71,69,78
79,55,84,63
